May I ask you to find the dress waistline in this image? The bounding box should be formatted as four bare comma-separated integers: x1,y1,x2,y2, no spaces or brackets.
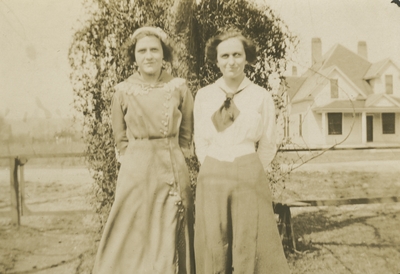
133,134,176,141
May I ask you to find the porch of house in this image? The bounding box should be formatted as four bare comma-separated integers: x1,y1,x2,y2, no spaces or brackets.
312,108,400,149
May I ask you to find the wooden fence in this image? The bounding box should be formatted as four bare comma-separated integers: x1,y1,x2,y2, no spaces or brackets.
273,197,400,252
0,153,91,226
1,147,400,253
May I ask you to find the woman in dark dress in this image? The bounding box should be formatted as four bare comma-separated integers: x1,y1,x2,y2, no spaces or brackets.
93,26,195,274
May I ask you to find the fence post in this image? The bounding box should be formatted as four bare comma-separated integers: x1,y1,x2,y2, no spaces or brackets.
18,157,28,216
9,157,20,226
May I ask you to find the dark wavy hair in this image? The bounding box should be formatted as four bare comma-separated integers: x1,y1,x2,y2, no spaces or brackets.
205,29,257,64
122,27,174,66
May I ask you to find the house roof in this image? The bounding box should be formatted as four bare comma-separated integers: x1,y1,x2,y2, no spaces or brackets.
364,58,390,80
290,44,376,103
319,44,373,95
284,76,307,100
291,72,328,102
313,100,365,113
287,40,400,114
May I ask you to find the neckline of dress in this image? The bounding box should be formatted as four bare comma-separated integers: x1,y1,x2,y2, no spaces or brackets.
128,70,173,87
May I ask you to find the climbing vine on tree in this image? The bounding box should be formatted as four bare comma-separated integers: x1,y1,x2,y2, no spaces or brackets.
69,0,297,228
69,0,196,227
191,0,298,197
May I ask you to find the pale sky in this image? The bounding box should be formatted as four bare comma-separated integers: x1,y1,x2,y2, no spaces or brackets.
0,0,84,120
263,0,400,73
1,0,400,120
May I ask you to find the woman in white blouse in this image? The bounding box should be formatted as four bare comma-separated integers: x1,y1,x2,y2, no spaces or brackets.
194,30,290,273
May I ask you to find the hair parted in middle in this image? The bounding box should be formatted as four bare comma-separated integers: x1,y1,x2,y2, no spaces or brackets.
205,28,258,64
122,26,174,66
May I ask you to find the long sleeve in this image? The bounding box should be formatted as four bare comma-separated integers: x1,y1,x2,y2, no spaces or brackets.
257,91,277,171
111,90,129,156
178,84,194,152
193,90,210,165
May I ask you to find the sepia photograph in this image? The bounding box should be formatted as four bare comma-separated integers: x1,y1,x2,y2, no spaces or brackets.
1,0,400,273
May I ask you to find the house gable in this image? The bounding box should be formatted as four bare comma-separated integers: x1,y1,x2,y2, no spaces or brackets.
295,66,366,108
374,97,396,107
292,44,373,104
366,94,400,108
364,59,400,80
319,44,373,96
323,66,367,99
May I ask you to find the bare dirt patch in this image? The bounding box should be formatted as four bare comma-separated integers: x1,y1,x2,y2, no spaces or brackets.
282,155,400,274
0,167,98,274
0,150,400,273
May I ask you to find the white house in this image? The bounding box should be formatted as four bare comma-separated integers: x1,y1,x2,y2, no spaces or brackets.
284,38,400,148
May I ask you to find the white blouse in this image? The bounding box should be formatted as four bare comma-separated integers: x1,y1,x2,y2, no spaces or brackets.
194,77,277,171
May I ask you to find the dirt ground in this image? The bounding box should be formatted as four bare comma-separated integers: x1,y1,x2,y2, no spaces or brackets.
0,150,400,273
0,167,98,274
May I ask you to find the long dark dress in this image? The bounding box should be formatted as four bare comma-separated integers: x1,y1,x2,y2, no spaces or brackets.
92,71,195,274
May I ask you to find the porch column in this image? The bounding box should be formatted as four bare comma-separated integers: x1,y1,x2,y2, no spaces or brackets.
361,111,366,144
321,112,326,144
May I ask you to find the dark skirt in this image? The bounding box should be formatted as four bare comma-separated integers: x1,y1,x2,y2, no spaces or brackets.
194,153,290,274
93,137,195,274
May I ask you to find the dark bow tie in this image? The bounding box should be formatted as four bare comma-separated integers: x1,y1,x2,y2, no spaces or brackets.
211,87,244,132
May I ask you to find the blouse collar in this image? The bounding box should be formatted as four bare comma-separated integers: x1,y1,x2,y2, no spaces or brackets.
215,76,252,93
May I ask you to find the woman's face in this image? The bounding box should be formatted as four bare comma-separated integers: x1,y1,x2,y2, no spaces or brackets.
134,35,164,76
216,37,247,80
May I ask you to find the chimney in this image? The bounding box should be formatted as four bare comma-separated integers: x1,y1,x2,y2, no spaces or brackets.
357,41,368,60
292,66,298,76
311,38,322,65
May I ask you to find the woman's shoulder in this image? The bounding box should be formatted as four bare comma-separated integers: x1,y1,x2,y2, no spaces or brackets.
247,81,267,94
114,77,135,95
165,77,187,91
196,83,218,98
246,82,274,101
113,80,126,96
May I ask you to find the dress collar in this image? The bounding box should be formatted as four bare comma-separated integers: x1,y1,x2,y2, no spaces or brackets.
126,70,174,86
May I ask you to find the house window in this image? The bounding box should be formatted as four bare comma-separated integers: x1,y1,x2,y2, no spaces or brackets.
382,113,395,134
328,113,342,135
299,114,303,137
385,75,393,94
330,79,339,98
